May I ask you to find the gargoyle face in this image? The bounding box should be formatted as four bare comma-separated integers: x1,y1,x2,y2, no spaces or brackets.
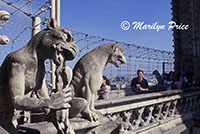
53,28,78,60
42,19,78,61
109,44,126,67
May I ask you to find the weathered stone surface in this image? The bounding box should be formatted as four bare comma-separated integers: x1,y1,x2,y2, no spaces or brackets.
85,119,122,134
0,18,78,133
19,122,57,134
71,115,109,131
51,56,75,133
152,70,163,86
17,88,200,134
70,43,126,122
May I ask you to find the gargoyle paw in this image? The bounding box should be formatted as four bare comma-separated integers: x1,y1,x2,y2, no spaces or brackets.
87,111,99,122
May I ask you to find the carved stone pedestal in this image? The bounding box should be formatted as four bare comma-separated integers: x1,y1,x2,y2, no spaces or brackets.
18,115,109,134
19,122,57,134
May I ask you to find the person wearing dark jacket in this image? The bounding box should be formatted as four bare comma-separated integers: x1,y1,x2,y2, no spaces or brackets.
131,70,149,93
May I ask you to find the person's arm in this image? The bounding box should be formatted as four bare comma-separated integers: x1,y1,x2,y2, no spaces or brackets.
140,86,149,91
140,87,149,91
140,85,149,91
132,87,138,91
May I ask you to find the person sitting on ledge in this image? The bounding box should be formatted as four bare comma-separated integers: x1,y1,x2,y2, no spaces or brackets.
131,69,149,93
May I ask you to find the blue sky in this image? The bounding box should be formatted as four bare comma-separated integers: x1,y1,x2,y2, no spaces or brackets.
60,0,173,51
0,0,173,67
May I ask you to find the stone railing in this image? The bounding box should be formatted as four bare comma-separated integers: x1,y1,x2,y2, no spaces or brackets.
19,88,200,134
88,87,200,134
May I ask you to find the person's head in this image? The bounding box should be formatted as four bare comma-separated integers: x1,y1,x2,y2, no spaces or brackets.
137,70,144,79
102,76,107,85
164,73,170,81
102,75,111,86
169,71,176,81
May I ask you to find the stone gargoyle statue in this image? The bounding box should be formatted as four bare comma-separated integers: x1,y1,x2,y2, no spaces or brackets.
69,43,126,121
152,70,164,91
152,70,163,85
0,19,78,134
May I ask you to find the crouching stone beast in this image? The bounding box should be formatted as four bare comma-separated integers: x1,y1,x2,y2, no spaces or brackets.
69,43,126,121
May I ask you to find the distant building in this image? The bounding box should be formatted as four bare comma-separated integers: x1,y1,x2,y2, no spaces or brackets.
171,0,200,79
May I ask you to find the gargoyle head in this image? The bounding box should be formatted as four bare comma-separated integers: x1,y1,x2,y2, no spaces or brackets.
40,19,78,61
108,43,126,67
152,70,159,75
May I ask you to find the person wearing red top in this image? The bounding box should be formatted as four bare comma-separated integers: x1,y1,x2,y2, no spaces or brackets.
131,70,149,93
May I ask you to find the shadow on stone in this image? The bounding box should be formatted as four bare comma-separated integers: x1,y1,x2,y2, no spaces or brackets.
19,122,57,134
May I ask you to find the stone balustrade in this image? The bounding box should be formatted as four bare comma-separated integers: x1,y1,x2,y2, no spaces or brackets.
91,88,200,134
19,88,200,134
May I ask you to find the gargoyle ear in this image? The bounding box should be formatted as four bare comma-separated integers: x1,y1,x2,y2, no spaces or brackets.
47,18,57,29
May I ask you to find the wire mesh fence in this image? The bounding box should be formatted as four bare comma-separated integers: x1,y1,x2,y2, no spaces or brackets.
0,0,50,61
0,0,174,90
68,29,174,89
